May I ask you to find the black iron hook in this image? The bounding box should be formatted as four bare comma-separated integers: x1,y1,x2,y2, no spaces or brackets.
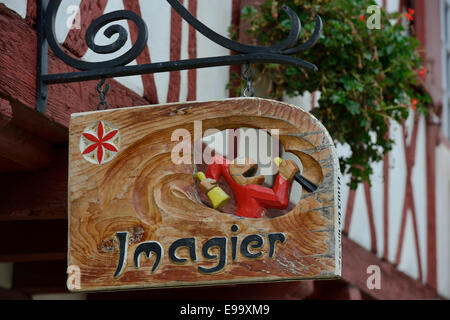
97,78,110,110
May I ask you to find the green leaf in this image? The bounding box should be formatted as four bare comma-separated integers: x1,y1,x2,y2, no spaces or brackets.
242,6,258,20
280,19,292,29
346,101,361,115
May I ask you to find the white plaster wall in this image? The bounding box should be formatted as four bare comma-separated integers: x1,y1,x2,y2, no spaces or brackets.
411,115,428,279
371,0,400,14
139,0,172,103
179,0,190,102
369,151,385,260
436,143,450,298
385,0,400,13
387,120,407,262
397,209,420,279
0,0,27,18
438,0,450,299
335,142,352,238
196,0,232,101
348,184,372,251
282,91,313,112
55,0,82,43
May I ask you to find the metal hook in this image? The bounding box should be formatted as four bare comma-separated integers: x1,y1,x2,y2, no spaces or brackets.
97,77,110,110
242,63,255,97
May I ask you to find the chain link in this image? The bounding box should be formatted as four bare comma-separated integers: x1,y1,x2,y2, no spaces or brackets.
97,78,110,110
241,63,255,97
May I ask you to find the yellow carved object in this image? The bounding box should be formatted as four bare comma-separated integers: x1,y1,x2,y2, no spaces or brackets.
195,171,230,209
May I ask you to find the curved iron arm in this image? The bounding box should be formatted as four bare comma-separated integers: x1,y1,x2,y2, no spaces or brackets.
37,0,323,110
282,15,323,54
167,1,303,54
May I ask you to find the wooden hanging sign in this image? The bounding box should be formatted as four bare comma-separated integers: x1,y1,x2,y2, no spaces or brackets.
68,98,341,292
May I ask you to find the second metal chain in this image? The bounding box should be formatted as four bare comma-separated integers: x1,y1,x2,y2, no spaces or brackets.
242,63,255,97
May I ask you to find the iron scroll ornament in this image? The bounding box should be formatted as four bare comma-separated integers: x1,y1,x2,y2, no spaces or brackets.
37,0,322,109
45,0,149,71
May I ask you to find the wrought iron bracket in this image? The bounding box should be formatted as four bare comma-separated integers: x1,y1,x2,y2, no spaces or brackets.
36,0,322,113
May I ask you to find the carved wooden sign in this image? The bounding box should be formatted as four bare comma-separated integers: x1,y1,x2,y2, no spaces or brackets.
68,98,341,292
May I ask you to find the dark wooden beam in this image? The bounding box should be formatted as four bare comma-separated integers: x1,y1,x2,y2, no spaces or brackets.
306,280,368,300
0,147,67,221
12,261,69,295
0,122,53,170
8,99,67,145
0,98,47,172
0,148,68,261
1,89,60,172
0,156,28,172
0,220,67,263
0,288,30,300
88,281,315,300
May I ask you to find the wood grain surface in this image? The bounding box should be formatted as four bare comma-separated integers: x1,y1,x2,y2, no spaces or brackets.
68,98,341,292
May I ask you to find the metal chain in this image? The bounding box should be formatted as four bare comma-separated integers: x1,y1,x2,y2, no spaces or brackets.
241,63,255,97
97,78,110,110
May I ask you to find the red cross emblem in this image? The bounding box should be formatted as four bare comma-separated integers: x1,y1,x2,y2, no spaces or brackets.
79,120,120,164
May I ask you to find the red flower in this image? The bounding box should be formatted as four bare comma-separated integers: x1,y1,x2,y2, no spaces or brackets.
405,8,414,21
411,99,418,111
418,67,427,80
360,14,365,21
82,121,118,164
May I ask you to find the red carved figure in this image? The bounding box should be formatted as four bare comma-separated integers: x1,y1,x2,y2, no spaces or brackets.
199,155,299,218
